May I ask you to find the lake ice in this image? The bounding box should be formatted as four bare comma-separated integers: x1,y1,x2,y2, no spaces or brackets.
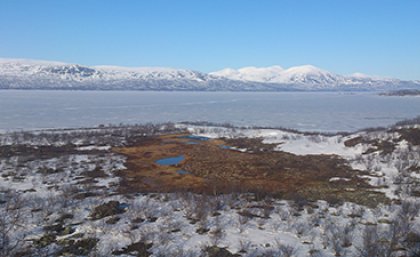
0,90,419,132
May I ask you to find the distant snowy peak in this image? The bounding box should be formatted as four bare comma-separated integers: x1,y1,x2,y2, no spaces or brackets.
211,64,339,85
211,66,284,83
210,64,416,90
278,65,339,86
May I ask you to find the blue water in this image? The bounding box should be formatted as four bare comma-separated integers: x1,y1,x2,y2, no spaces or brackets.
180,135,210,141
155,155,185,166
220,145,234,150
1,90,420,132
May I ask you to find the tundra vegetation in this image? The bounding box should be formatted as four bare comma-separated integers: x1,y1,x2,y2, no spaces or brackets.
1,121,420,256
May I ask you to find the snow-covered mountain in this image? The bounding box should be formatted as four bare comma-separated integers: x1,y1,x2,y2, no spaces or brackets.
210,65,416,90
0,58,419,91
0,58,278,91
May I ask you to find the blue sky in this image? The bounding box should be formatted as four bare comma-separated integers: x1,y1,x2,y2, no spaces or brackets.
0,0,419,79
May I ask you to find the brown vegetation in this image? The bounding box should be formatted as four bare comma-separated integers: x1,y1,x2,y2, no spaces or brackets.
114,134,388,207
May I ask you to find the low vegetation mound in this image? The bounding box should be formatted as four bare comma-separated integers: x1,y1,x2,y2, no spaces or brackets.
90,201,127,220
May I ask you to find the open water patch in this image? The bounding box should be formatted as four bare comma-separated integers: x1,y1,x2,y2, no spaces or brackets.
180,135,210,141
155,155,185,166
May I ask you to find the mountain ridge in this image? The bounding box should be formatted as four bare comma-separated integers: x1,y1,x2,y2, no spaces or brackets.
0,58,419,91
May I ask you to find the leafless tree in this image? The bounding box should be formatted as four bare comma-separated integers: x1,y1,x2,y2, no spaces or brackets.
0,190,27,257
341,224,354,248
274,240,297,257
238,240,251,254
209,216,224,246
238,213,249,233
356,225,379,257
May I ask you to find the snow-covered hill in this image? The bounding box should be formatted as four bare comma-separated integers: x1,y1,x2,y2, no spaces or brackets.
210,65,417,90
0,58,419,91
0,58,223,91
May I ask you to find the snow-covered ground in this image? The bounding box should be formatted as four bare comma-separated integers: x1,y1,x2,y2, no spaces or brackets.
186,125,420,200
1,124,420,256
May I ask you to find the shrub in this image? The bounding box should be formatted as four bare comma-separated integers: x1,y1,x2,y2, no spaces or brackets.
90,201,127,220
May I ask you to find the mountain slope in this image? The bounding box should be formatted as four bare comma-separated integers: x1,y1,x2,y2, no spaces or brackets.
210,65,415,90
0,58,280,91
0,58,419,91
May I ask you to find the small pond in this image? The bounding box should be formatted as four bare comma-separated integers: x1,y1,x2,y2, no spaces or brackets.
219,145,234,150
155,155,185,166
180,135,210,141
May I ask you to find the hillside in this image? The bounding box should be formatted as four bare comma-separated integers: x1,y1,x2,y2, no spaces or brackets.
1,58,419,91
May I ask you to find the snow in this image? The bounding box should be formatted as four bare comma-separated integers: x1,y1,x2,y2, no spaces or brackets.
1,125,420,256
210,64,339,86
185,126,365,157
210,64,410,90
186,124,420,201
329,177,351,182
76,145,111,151
209,66,284,82
1,57,418,91
276,135,364,157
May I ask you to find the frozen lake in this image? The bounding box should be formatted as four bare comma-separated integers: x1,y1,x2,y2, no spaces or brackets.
0,90,419,132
